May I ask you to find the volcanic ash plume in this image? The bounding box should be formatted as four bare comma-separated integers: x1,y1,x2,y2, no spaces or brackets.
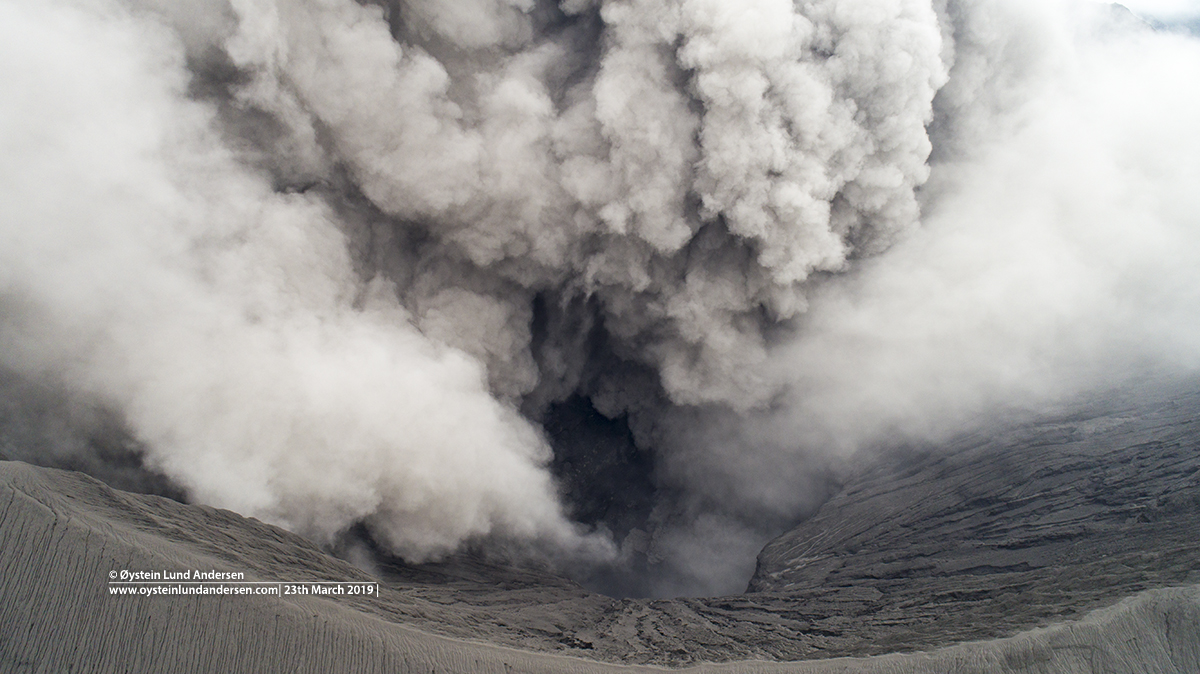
1,0,1198,595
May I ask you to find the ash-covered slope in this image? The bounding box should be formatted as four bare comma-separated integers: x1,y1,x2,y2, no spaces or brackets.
2,460,1198,674
2,383,1200,673
749,380,1200,655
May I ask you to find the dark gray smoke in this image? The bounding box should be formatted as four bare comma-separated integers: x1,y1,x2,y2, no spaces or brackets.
1,0,1198,596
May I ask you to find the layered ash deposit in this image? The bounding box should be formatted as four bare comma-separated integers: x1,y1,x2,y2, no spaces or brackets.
3,377,1200,672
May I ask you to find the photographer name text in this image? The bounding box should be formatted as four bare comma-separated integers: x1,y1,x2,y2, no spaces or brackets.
106,568,380,599
115,569,245,581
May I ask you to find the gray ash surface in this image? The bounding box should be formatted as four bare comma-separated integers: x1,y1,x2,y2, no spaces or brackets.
5,380,1198,670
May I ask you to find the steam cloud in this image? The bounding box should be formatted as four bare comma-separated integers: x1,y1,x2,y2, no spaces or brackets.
1,0,1198,596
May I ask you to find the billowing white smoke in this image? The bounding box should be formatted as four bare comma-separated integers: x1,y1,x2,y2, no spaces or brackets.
642,0,1200,593
774,0,1200,450
0,0,591,560
214,0,948,410
1,0,1198,595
